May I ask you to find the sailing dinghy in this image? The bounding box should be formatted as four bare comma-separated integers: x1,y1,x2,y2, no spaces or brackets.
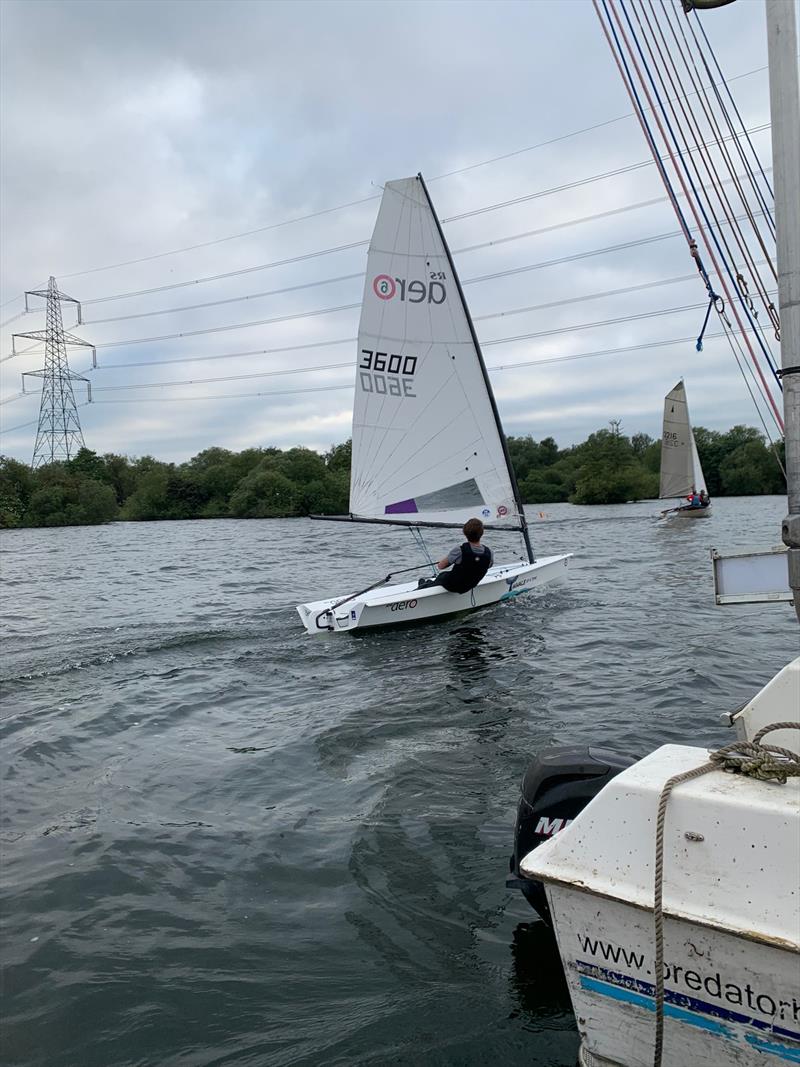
297,174,571,635
659,380,711,518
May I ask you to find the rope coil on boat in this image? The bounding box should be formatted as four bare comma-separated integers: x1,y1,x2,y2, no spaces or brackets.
652,722,800,1067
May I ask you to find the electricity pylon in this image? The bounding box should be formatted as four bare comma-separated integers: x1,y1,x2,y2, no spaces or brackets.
13,277,95,468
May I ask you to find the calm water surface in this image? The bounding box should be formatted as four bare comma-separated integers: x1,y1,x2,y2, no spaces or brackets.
1,497,797,1067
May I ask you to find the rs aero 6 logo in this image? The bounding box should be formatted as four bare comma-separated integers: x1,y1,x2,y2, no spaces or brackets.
373,275,446,305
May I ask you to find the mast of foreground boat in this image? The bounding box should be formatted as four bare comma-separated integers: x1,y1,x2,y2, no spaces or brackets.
416,172,534,564
767,0,800,624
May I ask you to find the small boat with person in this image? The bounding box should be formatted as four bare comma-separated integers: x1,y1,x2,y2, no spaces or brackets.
659,380,711,518
296,174,571,636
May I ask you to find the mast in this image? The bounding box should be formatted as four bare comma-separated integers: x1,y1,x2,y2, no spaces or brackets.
766,0,800,623
416,173,535,564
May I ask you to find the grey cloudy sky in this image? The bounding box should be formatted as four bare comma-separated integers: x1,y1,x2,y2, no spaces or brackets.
0,0,780,464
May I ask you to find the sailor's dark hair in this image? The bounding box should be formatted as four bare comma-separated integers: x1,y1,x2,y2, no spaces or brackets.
463,518,484,542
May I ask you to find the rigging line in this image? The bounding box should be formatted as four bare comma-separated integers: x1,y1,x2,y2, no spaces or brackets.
625,0,781,390
655,1,778,292
595,0,694,246
660,0,777,258
718,316,786,468
690,9,775,203
678,3,776,240
714,300,779,437
634,0,780,379
605,0,783,429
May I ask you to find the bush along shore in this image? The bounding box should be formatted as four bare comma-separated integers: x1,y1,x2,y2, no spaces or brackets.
0,425,786,529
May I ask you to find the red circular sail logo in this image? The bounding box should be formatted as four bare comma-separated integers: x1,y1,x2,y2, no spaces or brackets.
373,275,396,300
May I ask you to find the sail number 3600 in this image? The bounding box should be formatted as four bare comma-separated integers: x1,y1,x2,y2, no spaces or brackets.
359,349,417,397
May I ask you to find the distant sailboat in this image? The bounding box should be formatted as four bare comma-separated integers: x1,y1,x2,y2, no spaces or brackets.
659,380,711,518
296,174,571,635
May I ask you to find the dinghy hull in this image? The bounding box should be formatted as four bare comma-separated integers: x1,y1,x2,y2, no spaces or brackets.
674,505,712,518
297,554,571,635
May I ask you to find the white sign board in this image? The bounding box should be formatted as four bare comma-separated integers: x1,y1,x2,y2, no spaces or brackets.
711,546,793,605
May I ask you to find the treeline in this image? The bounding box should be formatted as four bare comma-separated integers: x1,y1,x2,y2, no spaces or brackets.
0,425,785,529
509,423,785,505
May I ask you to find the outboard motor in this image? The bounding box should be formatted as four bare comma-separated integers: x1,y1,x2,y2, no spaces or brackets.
507,746,633,925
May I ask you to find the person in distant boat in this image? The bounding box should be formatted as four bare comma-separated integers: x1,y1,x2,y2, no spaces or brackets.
699,489,710,507
687,488,703,509
417,517,493,593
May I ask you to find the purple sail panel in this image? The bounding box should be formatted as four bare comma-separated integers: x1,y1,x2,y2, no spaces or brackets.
385,498,418,514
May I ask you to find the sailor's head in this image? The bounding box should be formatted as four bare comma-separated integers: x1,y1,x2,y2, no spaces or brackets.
463,518,484,543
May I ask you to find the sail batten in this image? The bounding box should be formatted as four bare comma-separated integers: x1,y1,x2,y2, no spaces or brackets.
659,380,707,499
349,176,524,532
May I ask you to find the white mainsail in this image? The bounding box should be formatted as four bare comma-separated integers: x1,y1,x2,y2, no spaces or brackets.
659,380,707,499
349,175,522,529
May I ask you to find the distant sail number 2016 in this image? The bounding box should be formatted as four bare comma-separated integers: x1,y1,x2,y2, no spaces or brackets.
359,349,417,397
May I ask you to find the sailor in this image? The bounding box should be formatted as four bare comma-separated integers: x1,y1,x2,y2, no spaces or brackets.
417,517,493,593
699,489,710,507
687,488,703,508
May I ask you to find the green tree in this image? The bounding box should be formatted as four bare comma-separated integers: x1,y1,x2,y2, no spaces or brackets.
0,456,33,528
720,438,785,495
121,468,172,521
25,470,117,526
325,439,352,474
570,424,656,504
228,469,300,518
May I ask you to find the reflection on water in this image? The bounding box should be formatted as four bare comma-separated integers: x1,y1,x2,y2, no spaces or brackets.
0,498,796,1066
510,921,574,1022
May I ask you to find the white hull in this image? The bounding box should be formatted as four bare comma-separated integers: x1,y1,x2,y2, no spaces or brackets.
297,554,571,635
548,885,800,1067
522,662,800,1067
660,504,712,519
674,504,712,518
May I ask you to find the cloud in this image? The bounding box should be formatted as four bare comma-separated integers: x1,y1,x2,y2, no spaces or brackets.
0,0,779,466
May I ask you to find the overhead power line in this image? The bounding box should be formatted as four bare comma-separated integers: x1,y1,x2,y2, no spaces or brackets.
59,120,769,312
40,61,768,283
73,298,716,393
84,266,728,374
78,165,770,329
1,323,759,429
